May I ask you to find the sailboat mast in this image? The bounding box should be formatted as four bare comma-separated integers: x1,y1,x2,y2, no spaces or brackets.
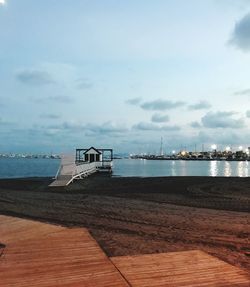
160,137,163,156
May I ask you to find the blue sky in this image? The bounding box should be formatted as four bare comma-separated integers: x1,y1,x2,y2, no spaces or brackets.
1,0,250,154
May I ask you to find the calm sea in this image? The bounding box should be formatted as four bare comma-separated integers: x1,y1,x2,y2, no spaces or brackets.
0,158,249,178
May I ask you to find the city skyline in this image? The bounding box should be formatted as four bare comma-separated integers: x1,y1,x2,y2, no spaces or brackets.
1,0,250,153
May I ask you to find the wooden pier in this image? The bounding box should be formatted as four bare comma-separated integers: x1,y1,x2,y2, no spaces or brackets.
50,147,113,187
1,215,249,286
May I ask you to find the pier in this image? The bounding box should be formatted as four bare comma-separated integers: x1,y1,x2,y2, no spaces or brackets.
50,147,113,187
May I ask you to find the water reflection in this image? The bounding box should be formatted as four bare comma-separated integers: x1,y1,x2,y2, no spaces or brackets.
224,161,231,177
245,161,249,177
171,160,176,176
210,161,218,176
238,162,244,177
237,161,249,177
112,159,250,177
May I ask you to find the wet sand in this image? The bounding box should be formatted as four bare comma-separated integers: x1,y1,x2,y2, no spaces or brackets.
0,176,249,272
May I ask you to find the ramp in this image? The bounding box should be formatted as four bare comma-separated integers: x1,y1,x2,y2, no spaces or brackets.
49,155,98,187
49,175,73,187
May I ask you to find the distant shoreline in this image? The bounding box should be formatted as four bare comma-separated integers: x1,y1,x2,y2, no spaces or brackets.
133,158,250,161
1,156,250,161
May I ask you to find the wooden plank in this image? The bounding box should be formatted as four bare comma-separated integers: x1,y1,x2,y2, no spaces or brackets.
0,215,129,287
111,250,250,287
0,215,64,243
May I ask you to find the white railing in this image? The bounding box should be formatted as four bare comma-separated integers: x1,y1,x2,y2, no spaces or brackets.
75,162,97,176
54,155,113,185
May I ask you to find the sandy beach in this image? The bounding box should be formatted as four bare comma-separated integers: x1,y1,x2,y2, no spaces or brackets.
0,175,249,272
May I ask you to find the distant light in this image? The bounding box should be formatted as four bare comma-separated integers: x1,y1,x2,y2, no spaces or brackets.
245,149,249,155
225,146,230,152
0,0,5,5
211,144,217,150
172,150,176,154
238,146,243,151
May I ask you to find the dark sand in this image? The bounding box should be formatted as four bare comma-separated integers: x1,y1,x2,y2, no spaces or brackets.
0,176,249,272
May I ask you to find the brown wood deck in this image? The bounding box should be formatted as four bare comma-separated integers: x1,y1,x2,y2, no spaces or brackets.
1,215,249,287
0,215,128,287
111,250,250,287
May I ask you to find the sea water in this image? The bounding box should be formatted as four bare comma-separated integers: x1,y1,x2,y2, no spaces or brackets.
0,158,249,178
0,158,60,179
113,159,250,177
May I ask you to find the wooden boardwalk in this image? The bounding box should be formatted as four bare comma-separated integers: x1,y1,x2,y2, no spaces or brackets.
0,215,128,287
111,250,250,287
1,215,249,287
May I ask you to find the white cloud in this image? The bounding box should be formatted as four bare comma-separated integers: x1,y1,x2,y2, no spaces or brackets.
201,111,245,129
230,12,250,51
234,88,250,96
16,69,55,85
188,100,211,110
133,122,180,131
126,97,142,105
151,113,170,123
141,99,186,111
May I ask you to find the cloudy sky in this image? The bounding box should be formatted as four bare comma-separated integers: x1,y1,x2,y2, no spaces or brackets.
1,0,250,154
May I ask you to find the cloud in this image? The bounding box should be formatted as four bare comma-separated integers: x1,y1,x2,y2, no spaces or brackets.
201,111,245,128
86,122,128,135
230,13,250,51
246,110,250,117
48,121,128,136
151,113,169,123
0,118,15,127
32,95,72,104
16,69,55,85
188,100,211,110
47,95,72,103
234,88,250,96
47,121,84,131
40,114,60,119
216,0,250,10
133,122,180,131
190,121,201,128
141,99,185,111
126,97,142,105
196,130,250,147
75,78,93,90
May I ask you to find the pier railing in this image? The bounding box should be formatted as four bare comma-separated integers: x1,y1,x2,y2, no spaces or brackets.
52,155,113,186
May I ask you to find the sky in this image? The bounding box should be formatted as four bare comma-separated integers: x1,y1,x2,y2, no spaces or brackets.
1,0,250,154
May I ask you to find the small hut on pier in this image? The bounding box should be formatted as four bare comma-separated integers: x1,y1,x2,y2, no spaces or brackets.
75,147,113,170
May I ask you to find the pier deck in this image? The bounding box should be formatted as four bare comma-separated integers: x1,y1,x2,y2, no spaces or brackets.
50,150,113,186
